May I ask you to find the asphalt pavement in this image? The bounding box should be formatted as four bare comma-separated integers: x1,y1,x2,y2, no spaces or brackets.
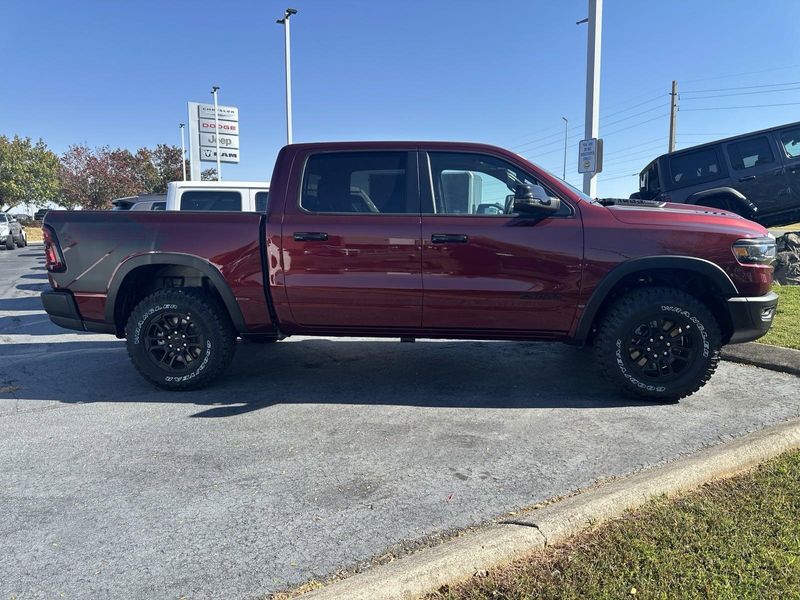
1,246,799,599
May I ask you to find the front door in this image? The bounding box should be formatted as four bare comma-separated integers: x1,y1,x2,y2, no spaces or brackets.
725,134,790,214
281,149,423,328
419,150,583,334
776,125,800,210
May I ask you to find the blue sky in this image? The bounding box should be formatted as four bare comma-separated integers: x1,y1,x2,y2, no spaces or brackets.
2,0,799,198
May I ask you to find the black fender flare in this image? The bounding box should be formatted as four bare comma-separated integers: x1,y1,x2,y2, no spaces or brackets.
686,187,757,216
105,253,247,333
572,255,738,343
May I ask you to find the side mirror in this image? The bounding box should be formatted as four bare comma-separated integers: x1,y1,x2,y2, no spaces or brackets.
513,184,560,216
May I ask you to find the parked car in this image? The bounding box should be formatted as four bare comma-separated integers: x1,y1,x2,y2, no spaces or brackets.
0,212,27,249
111,194,167,211
633,121,800,227
40,141,777,401
165,180,269,212
12,213,34,226
34,208,49,221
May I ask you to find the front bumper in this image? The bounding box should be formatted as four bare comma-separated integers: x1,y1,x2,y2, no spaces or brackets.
727,291,779,344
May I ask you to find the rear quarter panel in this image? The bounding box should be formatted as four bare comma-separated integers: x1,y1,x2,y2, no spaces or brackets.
43,211,271,332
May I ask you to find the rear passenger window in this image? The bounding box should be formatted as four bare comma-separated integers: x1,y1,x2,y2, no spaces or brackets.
301,152,412,214
180,191,241,211
255,191,269,212
669,149,722,185
727,136,774,170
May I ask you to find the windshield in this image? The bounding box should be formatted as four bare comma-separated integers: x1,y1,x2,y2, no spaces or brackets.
0,213,8,223
531,164,596,203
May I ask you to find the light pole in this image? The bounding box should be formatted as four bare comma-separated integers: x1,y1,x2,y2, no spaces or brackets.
211,85,221,180
179,123,187,181
277,8,297,145
561,117,568,180
580,0,602,197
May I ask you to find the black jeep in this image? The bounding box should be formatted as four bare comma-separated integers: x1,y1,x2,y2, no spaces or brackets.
633,121,800,227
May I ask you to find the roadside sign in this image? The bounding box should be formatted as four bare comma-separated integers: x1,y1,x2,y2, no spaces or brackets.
197,104,239,122
578,138,603,174
200,148,240,163
199,132,240,149
198,118,239,135
188,101,241,178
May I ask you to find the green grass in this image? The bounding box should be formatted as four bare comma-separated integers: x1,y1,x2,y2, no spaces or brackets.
761,286,800,350
428,450,800,600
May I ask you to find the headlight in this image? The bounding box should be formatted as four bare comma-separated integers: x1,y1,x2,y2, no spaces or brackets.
732,236,776,265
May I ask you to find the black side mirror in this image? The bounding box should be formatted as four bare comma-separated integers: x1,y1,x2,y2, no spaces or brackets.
513,184,560,216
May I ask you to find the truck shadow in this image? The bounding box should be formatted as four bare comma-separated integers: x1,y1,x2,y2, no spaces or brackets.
0,338,651,416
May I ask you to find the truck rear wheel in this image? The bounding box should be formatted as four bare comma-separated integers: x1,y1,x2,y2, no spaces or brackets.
594,287,721,401
125,288,236,391
4,235,14,250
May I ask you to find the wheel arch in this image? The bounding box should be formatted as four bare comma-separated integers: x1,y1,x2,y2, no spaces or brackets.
573,256,739,345
685,187,757,217
106,253,246,337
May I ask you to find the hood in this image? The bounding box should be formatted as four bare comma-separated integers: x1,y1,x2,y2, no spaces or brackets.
601,199,768,238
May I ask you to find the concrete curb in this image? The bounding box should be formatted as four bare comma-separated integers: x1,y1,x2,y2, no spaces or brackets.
722,342,800,377
303,417,800,600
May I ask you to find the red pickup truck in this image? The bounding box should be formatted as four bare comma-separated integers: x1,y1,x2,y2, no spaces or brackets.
41,142,778,400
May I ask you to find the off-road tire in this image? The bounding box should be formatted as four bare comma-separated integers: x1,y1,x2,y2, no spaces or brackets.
16,234,26,248
594,287,721,401
4,235,14,250
125,288,236,391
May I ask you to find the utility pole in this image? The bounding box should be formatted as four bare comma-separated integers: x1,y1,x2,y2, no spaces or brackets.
581,0,602,197
277,8,298,145
211,85,221,180
668,80,678,153
179,123,187,181
561,117,568,180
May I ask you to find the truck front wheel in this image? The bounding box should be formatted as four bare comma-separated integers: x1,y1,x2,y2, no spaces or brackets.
125,288,236,391
594,287,721,401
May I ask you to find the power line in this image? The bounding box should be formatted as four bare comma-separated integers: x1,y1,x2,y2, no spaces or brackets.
682,85,800,100
681,101,800,111
602,113,669,137
682,80,800,93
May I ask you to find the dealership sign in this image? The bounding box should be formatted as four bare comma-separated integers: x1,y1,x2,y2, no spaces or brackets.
187,101,240,180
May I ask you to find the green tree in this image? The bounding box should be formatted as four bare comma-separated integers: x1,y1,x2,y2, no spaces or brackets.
0,135,60,211
201,168,218,181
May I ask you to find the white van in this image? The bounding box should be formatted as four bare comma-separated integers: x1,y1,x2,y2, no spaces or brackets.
165,181,270,212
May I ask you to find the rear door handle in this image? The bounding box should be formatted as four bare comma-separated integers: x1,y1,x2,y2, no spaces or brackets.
293,231,329,242
738,175,756,182
431,233,469,244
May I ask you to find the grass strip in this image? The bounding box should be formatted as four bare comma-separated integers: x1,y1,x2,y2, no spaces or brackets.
429,450,800,600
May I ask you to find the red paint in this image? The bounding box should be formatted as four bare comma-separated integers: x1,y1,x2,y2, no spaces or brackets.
44,141,775,342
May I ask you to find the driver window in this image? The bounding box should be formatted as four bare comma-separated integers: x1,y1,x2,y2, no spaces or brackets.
427,152,562,216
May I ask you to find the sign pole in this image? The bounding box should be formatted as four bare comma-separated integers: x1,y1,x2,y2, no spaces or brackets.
582,0,602,196
211,86,222,180
277,8,297,145
179,123,187,181
188,102,201,181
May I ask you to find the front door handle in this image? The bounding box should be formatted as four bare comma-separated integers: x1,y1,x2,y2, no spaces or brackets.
431,233,469,244
738,175,756,182
293,231,329,242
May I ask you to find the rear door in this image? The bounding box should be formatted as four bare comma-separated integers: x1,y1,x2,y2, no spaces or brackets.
419,150,582,334
280,148,423,328
724,134,789,214
776,124,800,210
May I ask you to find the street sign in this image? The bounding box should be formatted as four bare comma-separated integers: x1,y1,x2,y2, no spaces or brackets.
199,132,240,149
188,101,240,178
578,138,603,174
